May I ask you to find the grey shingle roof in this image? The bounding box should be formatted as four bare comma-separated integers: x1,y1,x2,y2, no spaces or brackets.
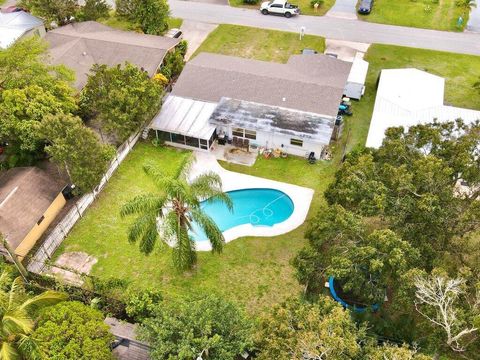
45,21,180,89
171,52,352,118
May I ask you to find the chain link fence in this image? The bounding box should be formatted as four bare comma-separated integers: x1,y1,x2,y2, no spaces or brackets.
27,130,142,273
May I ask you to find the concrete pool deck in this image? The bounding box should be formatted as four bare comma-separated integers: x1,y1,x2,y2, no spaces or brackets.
188,151,314,250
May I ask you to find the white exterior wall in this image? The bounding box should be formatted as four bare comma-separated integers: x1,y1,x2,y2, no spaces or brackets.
253,131,324,157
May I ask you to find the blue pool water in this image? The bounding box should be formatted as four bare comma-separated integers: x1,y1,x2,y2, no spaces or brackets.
190,188,294,243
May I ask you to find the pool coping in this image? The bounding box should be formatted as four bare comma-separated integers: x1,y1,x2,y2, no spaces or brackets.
188,151,315,251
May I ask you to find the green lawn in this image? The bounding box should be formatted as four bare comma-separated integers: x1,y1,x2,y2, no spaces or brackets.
359,0,469,31
193,24,325,63
229,0,335,16
99,13,183,32
55,142,341,313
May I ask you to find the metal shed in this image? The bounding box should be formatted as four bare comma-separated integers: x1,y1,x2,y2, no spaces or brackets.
344,56,369,100
149,96,217,150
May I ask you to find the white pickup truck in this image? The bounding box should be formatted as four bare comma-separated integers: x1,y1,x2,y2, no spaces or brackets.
260,0,300,18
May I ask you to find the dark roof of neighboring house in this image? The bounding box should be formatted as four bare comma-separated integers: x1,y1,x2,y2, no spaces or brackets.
171,52,352,118
0,167,65,250
45,21,180,89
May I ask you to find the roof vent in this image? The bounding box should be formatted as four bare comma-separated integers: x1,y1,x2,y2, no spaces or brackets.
282,97,286,102
82,51,87,56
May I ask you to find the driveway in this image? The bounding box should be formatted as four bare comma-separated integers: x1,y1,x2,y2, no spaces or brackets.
467,5,480,32
169,0,480,56
326,0,358,20
180,20,218,60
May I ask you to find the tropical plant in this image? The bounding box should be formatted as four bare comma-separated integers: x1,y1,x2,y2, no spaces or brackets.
456,0,476,11
0,272,67,359
121,159,232,271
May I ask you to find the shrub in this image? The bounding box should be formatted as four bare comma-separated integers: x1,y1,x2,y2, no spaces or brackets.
77,0,111,21
33,301,114,360
243,0,259,4
177,40,188,58
310,0,324,7
160,48,185,81
125,287,163,321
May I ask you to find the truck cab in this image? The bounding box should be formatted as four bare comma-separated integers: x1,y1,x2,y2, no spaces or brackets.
260,0,300,18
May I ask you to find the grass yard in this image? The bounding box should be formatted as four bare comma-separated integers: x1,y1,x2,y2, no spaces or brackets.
192,24,325,63
55,142,341,313
229,0,335,16
359,0,469,31
343,44,480,152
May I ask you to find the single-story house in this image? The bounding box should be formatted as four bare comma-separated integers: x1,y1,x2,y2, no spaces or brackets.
0,10,45,49
45,21,180,89
366,68,480,148
0,167,67,260
149,52,353,157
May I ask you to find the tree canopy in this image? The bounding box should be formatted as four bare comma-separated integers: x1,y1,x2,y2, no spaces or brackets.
80,63,163,142
139,295,253,360
40,114,115,192
0,38,76,161
33,301,114,360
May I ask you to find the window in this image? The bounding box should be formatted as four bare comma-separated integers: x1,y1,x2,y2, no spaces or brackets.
186,136,199,148
244,129,257,140
290,138,303,147
232,128,257,140
200,139,208,150
232,128,244,137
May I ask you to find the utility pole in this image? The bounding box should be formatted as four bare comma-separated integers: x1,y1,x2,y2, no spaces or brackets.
1,234,29,283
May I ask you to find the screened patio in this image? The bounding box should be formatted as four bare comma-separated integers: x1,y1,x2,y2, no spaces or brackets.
150,96,217,150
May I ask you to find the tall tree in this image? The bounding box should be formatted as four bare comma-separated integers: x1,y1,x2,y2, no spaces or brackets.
325,121,480,267
77,0,111,21
80,63,163,142
134,0,170,35
0,272,66,359
139,295,253,360
18,0,78,26
255,296,364,360
40,114,115,192
0,38,76,157
33,301,114,359
121,160,232,271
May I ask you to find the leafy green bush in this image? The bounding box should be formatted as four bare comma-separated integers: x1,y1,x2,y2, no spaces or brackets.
243,0,259,5
125,288,163,321
310,0,324,7
160,48,185,81
139,295,254,360
77,0,111,21
177,40,188,58
33,301,114,360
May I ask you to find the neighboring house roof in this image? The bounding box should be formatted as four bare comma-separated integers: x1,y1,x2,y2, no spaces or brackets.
0,167,64,250
366,68,480,148
0,11,43,49
105,317,150,360
172,52,352,118
150,96,217,140
45,21,180,89
210,97,335,144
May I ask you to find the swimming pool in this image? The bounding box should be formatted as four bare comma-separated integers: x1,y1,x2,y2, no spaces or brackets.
190,188,294,243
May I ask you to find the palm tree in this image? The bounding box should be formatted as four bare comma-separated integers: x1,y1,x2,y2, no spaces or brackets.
457,0,476,12
121,159,232,271
0,272,67,359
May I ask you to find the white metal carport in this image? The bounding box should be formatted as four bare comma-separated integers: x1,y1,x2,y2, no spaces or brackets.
149,96,217,150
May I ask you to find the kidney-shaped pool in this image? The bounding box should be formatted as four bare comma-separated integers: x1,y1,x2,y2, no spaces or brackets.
190,188,294,243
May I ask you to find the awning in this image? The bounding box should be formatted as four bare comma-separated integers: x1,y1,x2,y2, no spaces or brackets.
150,96,217,140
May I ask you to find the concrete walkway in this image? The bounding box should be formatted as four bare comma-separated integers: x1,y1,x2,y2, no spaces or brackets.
180,20,218,60
467,4,480,32
326,0,358,20
170,0,480,56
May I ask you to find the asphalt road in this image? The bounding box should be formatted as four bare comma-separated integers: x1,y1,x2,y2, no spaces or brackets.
170,0,480,56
